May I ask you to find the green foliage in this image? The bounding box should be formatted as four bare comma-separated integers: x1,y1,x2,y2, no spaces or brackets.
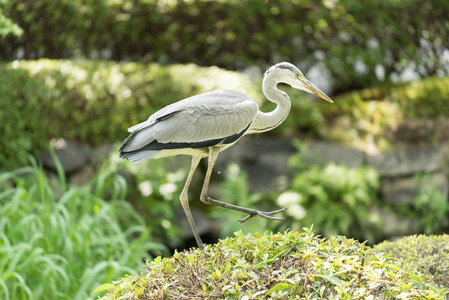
319,77,449,150
0,158,166,300
375,234,449,289
396,173,449,235
111,154,190,248
212,163,268,238
2,0,449,92
0,8,22,37
0,60,257,167
279,142,381,242
98,230,447,299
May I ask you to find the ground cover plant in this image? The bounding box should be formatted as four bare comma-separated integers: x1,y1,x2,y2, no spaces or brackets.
0,157,167,300
97,230,447,299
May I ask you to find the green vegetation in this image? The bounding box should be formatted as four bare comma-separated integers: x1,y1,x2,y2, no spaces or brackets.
3,0,448,92
97,230,447,299
282,152,380,242
375,234,449,289
397,174,449,235
0,157,167,300
319,77,449,151
1,1,449,298
211,146,449,244
2,60,447,169
0,60,258,167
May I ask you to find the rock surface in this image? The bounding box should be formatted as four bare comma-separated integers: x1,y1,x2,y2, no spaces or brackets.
380,172,448,205
303,141,365,168
366,146,447,177
39,139,90,174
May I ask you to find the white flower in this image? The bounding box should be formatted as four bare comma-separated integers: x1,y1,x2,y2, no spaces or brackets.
277,191,302,206
138,181,153,197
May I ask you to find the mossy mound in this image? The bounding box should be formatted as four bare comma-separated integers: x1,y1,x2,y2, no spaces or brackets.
375,234,449,289
97,231,446,299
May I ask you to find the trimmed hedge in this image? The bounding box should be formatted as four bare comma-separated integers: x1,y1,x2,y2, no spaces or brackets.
375,234,449,289
2,59,449,167
0,59,259,167
317,76,449,150
2,0,449,92
96,231,447,299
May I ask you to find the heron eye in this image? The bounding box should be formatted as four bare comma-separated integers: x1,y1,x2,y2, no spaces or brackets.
295,73,300,78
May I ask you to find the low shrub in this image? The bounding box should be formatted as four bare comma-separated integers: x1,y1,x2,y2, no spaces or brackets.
318,76,449,151
375,234,449,289
96,230,447,299
278,142,381,243
0,157,166,300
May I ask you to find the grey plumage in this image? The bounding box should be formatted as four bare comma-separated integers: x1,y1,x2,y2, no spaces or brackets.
119,62,333,250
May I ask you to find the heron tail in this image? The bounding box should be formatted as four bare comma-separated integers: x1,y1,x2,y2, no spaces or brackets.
119,149,159,163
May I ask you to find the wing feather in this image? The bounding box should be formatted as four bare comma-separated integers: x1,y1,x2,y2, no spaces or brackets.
120,90,258,153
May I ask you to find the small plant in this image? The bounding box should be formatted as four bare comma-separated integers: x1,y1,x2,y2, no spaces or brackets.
279,142,381,243
211,163,267,238
396,173,449,235
0,158,166,300
111,154,190,248
97,230,447,299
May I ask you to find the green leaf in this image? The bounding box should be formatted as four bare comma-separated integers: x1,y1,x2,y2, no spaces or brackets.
267,282,293,295
92,283,115,294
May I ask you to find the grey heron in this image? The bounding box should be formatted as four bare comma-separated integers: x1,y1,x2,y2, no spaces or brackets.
119,62,333,250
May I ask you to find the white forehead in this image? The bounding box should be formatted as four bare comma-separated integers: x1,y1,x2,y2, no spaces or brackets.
264,62,301,77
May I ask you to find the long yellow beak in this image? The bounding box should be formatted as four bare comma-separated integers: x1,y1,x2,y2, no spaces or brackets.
304,79,333,103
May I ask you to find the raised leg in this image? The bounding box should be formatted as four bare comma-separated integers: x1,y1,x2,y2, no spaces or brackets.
180,157,204,250
200,147,286,223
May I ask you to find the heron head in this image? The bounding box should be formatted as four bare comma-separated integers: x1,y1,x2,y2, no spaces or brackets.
265,62,333,103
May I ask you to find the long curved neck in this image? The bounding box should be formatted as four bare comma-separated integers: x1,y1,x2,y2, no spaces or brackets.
249,75,291,133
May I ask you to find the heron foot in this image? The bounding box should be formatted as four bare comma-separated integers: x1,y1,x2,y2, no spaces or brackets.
237,207,286,223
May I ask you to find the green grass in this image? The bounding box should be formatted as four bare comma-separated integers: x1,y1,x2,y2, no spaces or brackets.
0,157,167,300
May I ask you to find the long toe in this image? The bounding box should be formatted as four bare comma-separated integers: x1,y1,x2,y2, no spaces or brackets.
237,208,286,223
262,207,287,215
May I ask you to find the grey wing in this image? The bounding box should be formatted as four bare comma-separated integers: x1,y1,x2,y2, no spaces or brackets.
119,90,258,160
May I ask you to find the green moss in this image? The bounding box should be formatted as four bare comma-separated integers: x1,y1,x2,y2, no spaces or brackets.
96,230,447,299
375,234,449,289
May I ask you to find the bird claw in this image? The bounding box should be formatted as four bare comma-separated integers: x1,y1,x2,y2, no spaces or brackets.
237,207,286,223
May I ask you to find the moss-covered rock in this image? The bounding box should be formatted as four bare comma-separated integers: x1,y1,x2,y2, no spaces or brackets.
375,234,449,289
96,231,447,299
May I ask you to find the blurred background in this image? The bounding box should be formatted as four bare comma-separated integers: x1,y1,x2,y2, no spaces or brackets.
1,0,449,298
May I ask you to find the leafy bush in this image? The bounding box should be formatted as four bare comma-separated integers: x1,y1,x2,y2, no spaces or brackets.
375,234,449,289
319,76,449,150
276,142,381,243
110,154,191,248
0,59,258,167
0,157,166,300
2,0,449,92
97,230,447,299
211,163,271,239
395,173,449,235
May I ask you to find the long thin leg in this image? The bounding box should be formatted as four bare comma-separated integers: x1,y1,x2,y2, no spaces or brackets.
180,157,204,250
200,147,286,223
